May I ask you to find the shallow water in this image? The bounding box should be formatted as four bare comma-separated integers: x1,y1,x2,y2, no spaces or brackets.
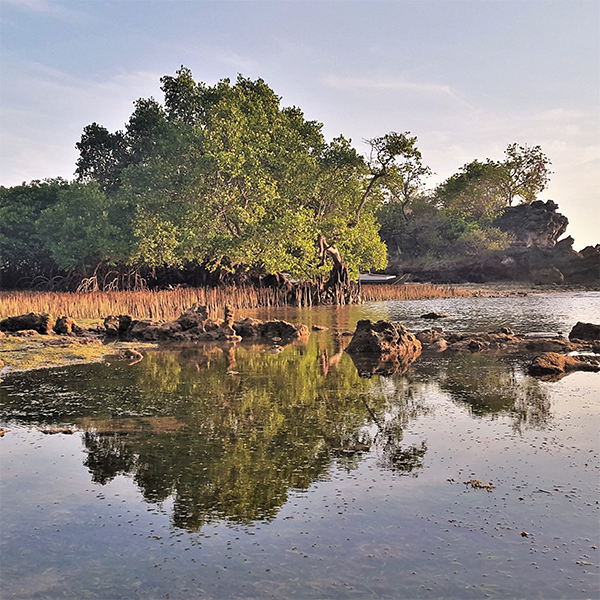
1,292,599,599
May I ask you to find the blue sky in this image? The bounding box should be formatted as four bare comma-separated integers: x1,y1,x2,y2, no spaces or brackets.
1,0,598,248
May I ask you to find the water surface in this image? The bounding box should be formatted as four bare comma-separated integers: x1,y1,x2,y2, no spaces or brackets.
1,292,599,599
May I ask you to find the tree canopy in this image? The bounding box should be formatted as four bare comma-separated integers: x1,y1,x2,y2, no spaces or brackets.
0,67,553,290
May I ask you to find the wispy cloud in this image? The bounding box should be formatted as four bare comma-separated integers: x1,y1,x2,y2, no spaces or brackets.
321,75,474,109
1,0,77,17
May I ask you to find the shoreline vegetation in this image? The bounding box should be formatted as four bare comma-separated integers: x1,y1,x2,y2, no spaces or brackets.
6,68,597,304
0,284,596,375
0,283,479,322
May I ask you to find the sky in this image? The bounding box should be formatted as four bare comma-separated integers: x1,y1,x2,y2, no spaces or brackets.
1,0,598,249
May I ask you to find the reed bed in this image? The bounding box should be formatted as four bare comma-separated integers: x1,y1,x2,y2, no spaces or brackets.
0,283,476,321
361,283,476,302
0,287,283,321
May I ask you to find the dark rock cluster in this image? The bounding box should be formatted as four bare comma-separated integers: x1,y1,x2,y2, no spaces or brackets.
388,201,599,285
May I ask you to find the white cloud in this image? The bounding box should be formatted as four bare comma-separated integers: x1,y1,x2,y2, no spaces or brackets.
0,63,163,184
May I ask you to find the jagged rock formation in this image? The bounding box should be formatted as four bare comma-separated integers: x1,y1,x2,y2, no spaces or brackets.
103,304,309,343
528,352,600,380
495,200,568,249
0,312,54,334
569,322,600,341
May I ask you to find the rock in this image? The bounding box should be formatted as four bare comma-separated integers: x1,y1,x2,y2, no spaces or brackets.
233,318,309,342
346,320,421,357
495,200,568,249
0,312,54,335
119,349,144,363
345,320,422,376
113,306,309,344
531,266,564,285
312,325,328,331
176,304,209,331
260,320,310,342
524,338,577,353
14,329,40,337
53,316,82,335
416,328,445,344
528,352,600,378
569,322,600,341
104,315,132,337
492,327,515,335
430,339,448,352
420,312,449,320
129,320,183,341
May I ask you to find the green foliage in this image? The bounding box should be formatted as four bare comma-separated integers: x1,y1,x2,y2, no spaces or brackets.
0,178,70,280
501,143,552,205
102,69,386,279
435,160,508,222
36,182,125,271
2,66,554,284
378,142,550,263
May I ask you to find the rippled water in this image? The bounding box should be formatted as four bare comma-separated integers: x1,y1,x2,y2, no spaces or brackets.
1,292,599,599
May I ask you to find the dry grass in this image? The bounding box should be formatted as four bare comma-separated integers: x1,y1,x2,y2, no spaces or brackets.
0,287,281,321
0,284,476,321
361,283,476,302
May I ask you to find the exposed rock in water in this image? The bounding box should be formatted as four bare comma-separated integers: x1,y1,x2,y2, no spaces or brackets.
119,349,144,364
415,326,598,355
420,312,449,320
103,304,309,344
528,352,600,379
569,322,600,341
345,319,422,377
233,318,309,342
0,312,54,335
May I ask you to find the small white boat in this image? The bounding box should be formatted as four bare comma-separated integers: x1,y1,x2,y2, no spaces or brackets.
359,273,410,285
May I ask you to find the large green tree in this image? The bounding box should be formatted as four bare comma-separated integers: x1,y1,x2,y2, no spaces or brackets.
78,67,387,280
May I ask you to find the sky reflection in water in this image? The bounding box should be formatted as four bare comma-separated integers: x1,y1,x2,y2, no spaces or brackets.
1,292,599,599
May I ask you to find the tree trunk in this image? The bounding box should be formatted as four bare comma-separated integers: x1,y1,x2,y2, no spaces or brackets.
317,234,360,305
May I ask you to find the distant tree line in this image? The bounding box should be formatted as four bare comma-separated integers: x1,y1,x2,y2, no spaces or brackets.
0,67,551,290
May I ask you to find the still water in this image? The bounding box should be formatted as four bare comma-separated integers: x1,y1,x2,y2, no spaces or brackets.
1,292,599,599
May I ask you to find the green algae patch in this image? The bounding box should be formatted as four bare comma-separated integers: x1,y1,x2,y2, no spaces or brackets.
0,334,156,374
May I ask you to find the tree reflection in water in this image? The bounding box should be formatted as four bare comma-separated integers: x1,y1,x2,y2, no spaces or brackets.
425,353,551,432
0,334,552,533
77,336,431,530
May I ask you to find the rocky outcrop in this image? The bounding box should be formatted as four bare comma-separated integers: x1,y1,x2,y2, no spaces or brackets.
528,352,600,379
345,319,422,377
102,304,309,344
104,315,133,337
495,200,568,249
53,316,82,335
569,322,600,341
387,201,598,285
415,326,600,355
0,312,54,335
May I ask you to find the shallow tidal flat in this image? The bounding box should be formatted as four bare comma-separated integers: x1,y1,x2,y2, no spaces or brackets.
1,291,599,599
